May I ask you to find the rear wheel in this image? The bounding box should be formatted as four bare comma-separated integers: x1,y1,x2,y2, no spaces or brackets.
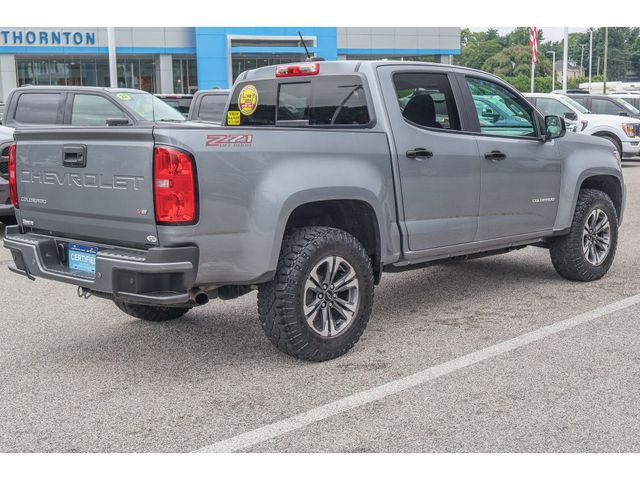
113,301,191,322
550,188,618,281
258,226,375,361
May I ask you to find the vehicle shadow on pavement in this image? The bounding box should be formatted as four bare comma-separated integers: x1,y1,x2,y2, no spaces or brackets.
15,250,567,370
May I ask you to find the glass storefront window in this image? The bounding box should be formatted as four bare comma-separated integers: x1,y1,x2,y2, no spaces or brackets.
16,57,157,92
172,57,198,94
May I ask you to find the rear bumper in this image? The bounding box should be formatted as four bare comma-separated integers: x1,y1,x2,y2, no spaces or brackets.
0,202,14,216
3,226,199,305
0,179,13,216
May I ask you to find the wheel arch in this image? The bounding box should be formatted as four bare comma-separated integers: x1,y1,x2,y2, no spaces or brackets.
281,197,384,283
591,130,623,153
579,174,624,220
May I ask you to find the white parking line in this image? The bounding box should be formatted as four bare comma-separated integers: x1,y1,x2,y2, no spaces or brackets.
193,293,640,453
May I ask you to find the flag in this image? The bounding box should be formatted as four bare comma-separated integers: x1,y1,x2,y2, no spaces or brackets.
529,27,538,63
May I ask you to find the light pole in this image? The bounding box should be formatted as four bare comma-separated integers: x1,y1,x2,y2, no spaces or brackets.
547,51,556,92
562,27,569,92
107,27,117,88
588,28,593,92
603,27,609,94
579,43,586,76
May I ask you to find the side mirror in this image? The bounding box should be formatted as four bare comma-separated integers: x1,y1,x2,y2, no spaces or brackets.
544,115,566,141
618,111,630,117
106,117,131,127
564,111,578,121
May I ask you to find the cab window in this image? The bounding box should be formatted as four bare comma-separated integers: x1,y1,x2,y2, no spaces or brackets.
14,93,62,124
466,77,537,137
226,75,370,127
393,72,460,130
534,97,569,117
591,98,624,116
198,94,228,122
71,94,126,126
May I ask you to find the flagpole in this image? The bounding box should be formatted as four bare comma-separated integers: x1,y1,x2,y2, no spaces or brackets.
529,27,537,93
531,61,535,93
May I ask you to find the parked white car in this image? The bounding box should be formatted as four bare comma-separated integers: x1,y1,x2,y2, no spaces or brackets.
525,93,640,159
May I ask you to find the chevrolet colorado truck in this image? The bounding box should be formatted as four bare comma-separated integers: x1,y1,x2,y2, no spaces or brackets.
3,61,625,361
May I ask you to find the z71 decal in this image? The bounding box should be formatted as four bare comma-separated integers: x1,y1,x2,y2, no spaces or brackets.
206,134,254,147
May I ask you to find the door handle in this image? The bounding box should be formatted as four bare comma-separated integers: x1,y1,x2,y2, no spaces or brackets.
484,150,507,161
406,148,434,160
62,144,87,168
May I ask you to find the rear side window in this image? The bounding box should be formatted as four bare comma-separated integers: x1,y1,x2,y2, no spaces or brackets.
591,97,633,116
534,97,569,117
393,72,461,130
197,94,229,122
71,94,126,126
14,93,61,124
571,96,589,107
226,75,370,127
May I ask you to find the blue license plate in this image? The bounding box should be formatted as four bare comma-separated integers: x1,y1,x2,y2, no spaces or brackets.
68,243,98,275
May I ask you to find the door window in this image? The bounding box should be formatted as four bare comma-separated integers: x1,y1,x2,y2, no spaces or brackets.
393,72,460,130
466,77,537,137
71,94,126,126
14,93,61,124
590,98,624,115
534,97,571,117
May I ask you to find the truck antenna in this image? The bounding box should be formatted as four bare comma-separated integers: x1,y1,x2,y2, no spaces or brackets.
299,32,311,60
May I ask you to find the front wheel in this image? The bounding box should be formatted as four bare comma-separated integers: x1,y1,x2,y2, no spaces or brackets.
113,301,191,322
258,226,375,361
597,134,623,160
550,188,618,281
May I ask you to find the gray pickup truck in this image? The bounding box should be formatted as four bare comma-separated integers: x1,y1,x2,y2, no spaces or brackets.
4,61,625,361
187,89,230,123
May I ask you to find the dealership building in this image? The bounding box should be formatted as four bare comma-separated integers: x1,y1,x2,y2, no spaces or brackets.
0,27,460,100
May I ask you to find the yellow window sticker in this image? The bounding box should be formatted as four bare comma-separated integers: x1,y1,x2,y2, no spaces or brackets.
238,84,259,116
116,93,132,101
227,110,241,125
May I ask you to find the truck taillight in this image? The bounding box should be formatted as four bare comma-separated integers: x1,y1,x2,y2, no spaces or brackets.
275,63,320,77
153,145,197,224
8,143,18,209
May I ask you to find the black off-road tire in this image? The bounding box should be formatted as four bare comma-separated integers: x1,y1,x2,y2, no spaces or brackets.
258,226,375,362
113,301,191,322
550,188,618,281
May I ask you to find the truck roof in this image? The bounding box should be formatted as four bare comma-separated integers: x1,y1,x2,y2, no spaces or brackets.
238,60,492,82
10,85,149,95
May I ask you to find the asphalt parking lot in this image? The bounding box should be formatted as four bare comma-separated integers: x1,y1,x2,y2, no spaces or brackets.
1,163,640,453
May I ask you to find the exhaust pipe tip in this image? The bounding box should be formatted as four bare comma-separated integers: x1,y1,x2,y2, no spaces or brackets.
194,292,209,306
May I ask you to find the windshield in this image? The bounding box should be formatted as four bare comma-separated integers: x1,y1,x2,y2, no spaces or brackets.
615,97,640,115
113,92,185,121
560,95,590,114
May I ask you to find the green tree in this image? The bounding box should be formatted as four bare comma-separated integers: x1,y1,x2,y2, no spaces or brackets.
482,45,552,77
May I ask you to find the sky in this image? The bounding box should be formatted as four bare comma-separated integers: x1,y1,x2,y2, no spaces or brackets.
469,27,590,42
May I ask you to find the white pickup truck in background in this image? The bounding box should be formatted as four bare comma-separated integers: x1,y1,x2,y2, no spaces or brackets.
525,92,640,159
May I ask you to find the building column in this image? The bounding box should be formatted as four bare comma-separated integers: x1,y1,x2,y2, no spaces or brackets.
439,54,452,65
155,54,174,94
0,55,18,102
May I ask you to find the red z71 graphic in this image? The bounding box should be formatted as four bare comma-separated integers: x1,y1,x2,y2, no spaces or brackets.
206,134,254,147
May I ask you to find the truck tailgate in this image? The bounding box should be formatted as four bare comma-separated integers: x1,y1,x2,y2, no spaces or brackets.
14,128,157,247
